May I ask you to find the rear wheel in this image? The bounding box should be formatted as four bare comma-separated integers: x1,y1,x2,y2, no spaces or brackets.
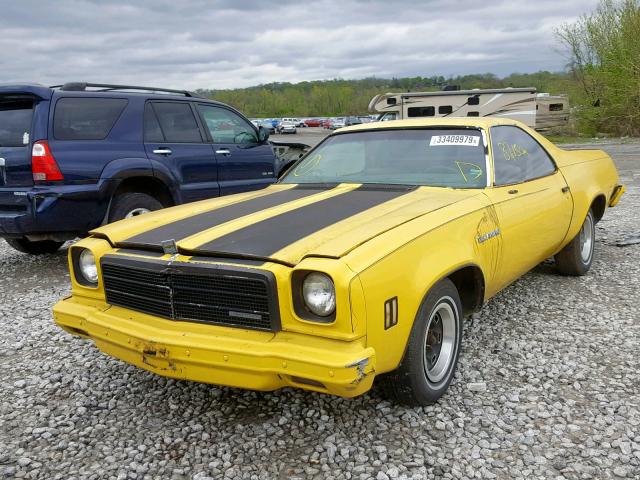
5,238,64,255
379,278,463,406
108,192,163,223
555,209,595,276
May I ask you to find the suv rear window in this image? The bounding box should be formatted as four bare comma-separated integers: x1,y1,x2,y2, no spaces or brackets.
0,97,33,147
54,98,127,140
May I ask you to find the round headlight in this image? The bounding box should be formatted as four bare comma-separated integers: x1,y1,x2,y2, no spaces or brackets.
302,272,336,317
79,249,98,284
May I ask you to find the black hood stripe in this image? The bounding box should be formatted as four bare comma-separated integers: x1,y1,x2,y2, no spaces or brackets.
123,187,325,247
192,185,416,259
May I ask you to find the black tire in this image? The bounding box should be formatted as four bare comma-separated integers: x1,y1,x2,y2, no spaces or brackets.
5,238,64,255
554,209,595,276
108,192,163,223
379,278,463,406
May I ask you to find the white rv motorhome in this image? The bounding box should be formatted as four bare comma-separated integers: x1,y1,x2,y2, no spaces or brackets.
535,94,570,131
369,87,539,128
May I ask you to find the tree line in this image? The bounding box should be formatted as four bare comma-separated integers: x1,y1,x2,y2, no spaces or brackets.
197,72,578,118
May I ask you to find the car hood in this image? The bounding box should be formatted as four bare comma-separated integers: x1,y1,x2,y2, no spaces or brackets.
94,184,479,266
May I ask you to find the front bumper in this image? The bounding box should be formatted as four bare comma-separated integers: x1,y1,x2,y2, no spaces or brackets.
609,184,625,207
53,296,376,397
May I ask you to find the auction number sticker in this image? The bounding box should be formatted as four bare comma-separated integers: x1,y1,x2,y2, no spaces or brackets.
430,135,480,147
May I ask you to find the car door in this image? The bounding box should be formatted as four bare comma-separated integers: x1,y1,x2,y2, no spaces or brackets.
196,104,276,195
144,101,219,203
484,125,573,293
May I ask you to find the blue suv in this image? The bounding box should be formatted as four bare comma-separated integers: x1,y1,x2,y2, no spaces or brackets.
0,83,280,254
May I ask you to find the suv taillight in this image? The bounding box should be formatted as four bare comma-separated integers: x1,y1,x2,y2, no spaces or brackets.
32,140,63,182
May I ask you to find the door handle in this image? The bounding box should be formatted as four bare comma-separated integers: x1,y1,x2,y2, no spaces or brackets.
215,148,231,155
562,186,570,193
153,148,172,155
508,189,518,194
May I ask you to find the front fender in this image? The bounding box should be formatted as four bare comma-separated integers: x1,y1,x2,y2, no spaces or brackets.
348,199,493,374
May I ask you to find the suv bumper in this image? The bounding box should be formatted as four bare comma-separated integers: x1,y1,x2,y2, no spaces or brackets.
0,183,110,238
53,296,376,397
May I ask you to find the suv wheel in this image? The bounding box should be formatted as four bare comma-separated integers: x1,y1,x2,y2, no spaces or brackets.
5,238,64,255
108,192,163,223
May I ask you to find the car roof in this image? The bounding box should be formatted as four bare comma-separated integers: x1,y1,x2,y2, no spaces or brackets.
0,82,226,106
339,117,526,132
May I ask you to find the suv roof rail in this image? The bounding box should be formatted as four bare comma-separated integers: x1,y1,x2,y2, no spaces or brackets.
50,82,200,97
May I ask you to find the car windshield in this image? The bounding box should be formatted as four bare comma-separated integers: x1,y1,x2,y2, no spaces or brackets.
281,128,487,188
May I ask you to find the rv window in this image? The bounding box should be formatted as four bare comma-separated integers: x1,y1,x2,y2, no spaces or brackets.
386,98,397,105
549,103,564,111
407,106,435,117
467,112,479,117
468,96,480,106
439,106,453,115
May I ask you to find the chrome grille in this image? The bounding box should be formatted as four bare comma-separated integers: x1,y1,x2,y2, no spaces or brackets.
101,256,279,331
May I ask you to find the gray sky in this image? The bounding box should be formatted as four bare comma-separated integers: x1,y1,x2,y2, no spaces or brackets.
0,0,596,90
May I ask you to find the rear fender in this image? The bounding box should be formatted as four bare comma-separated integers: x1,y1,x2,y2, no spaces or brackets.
98,158,173,224
558,155,619,246
147,158,182,204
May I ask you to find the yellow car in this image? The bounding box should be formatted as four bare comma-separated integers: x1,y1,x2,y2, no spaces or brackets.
53,118,624,406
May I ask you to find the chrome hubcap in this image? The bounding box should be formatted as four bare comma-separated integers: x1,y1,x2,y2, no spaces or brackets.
579,214,594,264
424,300,457,383
125,208,151,218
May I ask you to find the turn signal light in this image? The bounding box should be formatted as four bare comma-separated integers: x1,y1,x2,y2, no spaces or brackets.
32,140,63,182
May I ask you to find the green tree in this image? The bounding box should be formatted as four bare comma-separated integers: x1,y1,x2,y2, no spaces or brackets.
556,0,640,135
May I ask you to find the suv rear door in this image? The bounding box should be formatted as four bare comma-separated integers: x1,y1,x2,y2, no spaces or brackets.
0,95,37,187
144,101,219,203
196,103,275,195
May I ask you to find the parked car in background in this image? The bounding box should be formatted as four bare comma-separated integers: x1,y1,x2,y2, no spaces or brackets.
344,116,362,127
304,118,322,127
277,120,297,134
330,117,346,129
280,118,301,128
54,117,623,405
252,119,276,134
322,118,333,129
0,82,279,254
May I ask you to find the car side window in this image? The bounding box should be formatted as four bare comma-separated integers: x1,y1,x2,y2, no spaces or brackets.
54,98,128,140
197,105,258,144
150,102,202,143
490,126,556,185
144,103,164,142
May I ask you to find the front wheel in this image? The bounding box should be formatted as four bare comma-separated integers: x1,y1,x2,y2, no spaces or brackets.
5,238,64,255
554,209,595,276
379,278,463,406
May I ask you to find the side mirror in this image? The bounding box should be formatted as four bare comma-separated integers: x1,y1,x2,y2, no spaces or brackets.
258,125,270,143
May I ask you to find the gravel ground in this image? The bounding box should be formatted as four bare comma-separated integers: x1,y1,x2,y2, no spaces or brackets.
1,143,639,480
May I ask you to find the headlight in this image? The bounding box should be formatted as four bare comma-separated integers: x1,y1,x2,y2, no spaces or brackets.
302,272,336,317
78,249,98,284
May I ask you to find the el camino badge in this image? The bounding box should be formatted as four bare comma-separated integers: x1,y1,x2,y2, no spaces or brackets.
477,228,500,244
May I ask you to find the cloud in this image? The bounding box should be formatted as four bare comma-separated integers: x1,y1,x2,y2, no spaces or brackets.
0,0,597,90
